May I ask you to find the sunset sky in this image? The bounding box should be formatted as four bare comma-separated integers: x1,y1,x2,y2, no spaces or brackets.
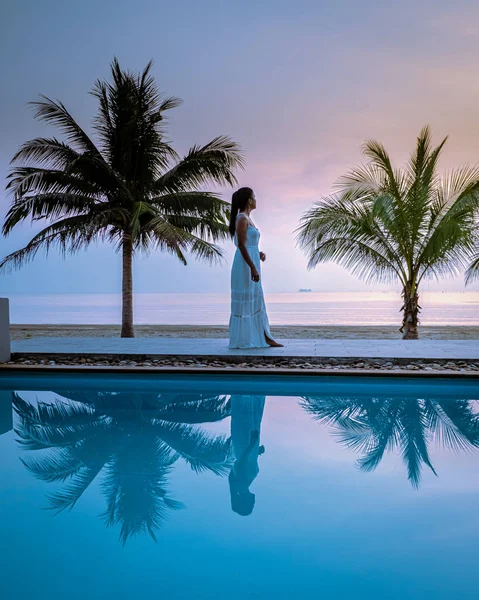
2,0,479,295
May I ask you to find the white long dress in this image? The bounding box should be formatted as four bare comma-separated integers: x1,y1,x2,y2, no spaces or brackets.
228,395,266,515
229,216,273,349
230,395,266,479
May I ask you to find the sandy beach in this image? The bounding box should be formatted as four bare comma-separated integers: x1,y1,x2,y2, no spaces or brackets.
10,324,479,341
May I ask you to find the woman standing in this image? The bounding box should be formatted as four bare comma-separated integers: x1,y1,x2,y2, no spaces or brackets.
228,187,283,349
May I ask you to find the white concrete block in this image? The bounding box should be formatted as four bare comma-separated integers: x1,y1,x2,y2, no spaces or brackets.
0,298,11,362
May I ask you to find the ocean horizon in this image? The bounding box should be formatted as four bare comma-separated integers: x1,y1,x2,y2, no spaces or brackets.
6,291,479,326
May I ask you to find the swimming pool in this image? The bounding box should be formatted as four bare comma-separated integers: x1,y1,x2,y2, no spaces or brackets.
1,373,478,599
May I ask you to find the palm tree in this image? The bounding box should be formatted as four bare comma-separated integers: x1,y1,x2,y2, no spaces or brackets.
1,59,244,337
296,127,479,338
13,391,232,544
301,395,479,487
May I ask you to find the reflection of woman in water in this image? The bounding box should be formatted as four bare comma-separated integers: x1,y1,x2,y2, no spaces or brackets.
229,395,266,516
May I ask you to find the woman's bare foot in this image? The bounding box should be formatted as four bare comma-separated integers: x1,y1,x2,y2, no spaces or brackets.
265,334,284,347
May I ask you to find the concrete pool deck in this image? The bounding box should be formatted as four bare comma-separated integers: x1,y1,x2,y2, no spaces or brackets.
10,337,479,361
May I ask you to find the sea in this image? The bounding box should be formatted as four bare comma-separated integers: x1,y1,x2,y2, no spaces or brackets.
6,291,479,326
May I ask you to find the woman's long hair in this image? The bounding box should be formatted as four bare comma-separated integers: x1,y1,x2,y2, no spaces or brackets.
229,187,253,237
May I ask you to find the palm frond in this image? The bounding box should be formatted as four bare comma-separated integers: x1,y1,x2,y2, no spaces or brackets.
11,137,81,168
157,396,231,424
296,194,405,281
30,95,101,155
6,166,103,203
334,163,384,198
301,396,364,426
150,191,229,216
143,216,225,264
3,191,96,235
0,214,108,273
362,138,404,203
465,252,479,284
163,214,229,240
47,463,105,514
13,394,106,449
155,136,245,193
424,399,479,451
21,448,83,482
153,421,233,475
154,95,183,116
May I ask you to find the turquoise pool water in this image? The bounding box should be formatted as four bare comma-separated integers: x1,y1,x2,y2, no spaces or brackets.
0,373,478,599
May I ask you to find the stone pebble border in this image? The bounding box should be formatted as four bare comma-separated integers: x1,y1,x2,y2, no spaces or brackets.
2,355,479,373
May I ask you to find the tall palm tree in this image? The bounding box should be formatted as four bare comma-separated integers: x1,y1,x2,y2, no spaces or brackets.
13,391,232,544
301,395,479,487
296,127,479,338
1,59,244,337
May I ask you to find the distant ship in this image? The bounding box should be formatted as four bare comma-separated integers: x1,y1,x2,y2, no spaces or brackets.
299,288,312,292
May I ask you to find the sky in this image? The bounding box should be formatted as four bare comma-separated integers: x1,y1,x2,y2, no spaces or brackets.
2,0,479,295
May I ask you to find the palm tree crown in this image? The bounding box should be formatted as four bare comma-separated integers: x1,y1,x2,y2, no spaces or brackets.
1,58,244,336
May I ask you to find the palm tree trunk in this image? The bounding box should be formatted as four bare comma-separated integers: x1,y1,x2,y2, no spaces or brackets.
400,282,420,340
121,233,134,338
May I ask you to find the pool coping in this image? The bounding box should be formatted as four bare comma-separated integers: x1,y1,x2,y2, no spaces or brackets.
1,364,479,378
11,337,479,363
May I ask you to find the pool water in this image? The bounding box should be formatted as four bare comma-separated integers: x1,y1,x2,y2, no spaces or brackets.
0,373,478,599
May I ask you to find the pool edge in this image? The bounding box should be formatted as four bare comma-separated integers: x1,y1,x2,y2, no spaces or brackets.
1,364,479,378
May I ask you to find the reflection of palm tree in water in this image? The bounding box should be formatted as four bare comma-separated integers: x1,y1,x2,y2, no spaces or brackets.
229,395,266,516
13,391,232,544
301,395,479,487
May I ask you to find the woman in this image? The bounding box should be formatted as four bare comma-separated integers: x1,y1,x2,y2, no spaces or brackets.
228,395,266,516
228,187,283,349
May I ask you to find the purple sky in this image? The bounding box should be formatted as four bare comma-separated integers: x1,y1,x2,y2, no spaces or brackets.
2,0,479,294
